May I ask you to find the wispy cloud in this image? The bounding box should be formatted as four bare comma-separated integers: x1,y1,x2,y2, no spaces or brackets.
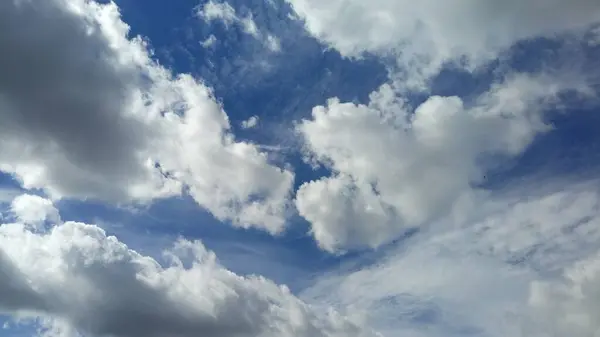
302,177,600,336
197,1,282,52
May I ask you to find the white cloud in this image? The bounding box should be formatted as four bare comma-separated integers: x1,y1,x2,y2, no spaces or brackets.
303,180,600,336
241,115,260,129
286,0,600,85
10,194,61,229
147,75,295,233
296,74,592,253
305,248,534,337
0,195,378,337
201,34,217,48
265,35,282,52
240,15,260,38
197,1,282,52
0,0,294,233
460,182,600,272
529,253,600,337
197,1,238,26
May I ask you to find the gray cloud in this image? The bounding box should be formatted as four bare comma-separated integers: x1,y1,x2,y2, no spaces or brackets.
0,0,153,200
0,196,377,337
0,0,295,232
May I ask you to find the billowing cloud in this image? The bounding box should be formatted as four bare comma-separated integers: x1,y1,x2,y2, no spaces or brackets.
286,0,600,84
0,0,294,233
296,75,592,253
10,194,61,228
0,0,171,202
0,195,377,337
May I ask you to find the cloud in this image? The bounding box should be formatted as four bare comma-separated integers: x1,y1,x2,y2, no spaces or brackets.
295,74,592,253
0,0,171,202
529,253,600,337
197,1,282,52
0,188,22,205
197,1,238,26
201,34,218,48
241,115,260,129
286,0,600,85
0,195,378,337
302,180,600,336
587,25,600,46
10,194,61,229
0,0,294,233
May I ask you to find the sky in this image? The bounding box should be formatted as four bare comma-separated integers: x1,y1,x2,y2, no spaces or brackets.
1,0,600,336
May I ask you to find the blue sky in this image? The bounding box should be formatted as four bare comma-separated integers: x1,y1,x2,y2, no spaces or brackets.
1,1,600,337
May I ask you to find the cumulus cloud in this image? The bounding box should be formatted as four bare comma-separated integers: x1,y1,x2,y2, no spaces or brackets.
296,74,591,253
0,195,377,337
10,194,61,228
286,0,600,84
241,115,260,129
0,0,294,233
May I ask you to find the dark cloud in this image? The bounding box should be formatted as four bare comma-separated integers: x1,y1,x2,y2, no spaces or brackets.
0,0,154,200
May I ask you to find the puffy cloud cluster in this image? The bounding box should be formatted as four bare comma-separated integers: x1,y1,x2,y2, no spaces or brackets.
0,0,293,233
296,75,591,253
0,194,377,337
286,0,600,83
285,0,600,253
2,0,599,255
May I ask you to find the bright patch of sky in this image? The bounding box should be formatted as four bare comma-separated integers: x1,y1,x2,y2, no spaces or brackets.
1,0,600,336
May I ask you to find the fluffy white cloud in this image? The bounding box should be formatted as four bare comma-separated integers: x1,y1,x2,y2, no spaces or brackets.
241,115,260,129
0,0,172,202
0,0,294,233
286,0,600,84
10,194,61,228
296,75,591,253
0,195,378,337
